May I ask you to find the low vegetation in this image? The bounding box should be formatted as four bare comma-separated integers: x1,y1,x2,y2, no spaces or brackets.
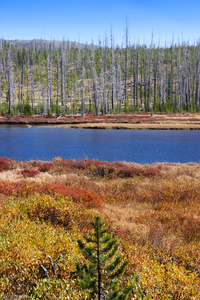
0,157,199,299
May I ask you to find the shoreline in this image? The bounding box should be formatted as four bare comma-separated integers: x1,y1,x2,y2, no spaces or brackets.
66,123,200,130
1,113,200,130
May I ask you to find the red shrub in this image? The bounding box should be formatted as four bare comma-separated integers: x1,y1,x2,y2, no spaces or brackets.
144,167,162,177
0,181,102,209
38,162,52,172
45,184,102,208
63,159,162,178
31,161,41,168
0,157,11,172
21,169,40,178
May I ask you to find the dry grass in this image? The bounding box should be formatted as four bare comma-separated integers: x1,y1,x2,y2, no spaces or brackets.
69,122,200,130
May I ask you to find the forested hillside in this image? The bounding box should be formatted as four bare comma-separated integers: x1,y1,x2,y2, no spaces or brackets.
1,37,200,117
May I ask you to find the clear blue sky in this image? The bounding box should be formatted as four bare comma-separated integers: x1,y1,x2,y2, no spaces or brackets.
1,0,200,46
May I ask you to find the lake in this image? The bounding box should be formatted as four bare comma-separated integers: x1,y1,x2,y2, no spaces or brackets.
0,125,199,164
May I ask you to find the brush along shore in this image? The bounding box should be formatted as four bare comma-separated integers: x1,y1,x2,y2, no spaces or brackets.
0,113,200,130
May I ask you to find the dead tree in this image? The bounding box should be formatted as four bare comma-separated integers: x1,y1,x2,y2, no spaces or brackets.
111,28,115,111
195,45,200,108
81,65,85,117
124,20,128,103
103,38,108,115
57,50,60,112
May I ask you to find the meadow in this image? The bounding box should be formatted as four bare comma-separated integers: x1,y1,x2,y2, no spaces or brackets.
0,157,199,299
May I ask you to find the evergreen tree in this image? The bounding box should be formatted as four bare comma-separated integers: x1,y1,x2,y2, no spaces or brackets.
76,216,133,300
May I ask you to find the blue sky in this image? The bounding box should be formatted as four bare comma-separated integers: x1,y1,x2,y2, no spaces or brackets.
1,0,200,46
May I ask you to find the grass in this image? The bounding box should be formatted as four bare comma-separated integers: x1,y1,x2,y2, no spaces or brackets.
0,158,199,299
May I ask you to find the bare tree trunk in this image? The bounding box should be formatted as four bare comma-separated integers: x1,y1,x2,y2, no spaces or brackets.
92,48,98,116
38,59,41,115
115,48,119,113
49,45,52,109
74,67,77,114
186,49,191,106
159,49,164,107
124,21,128,103
111,28,115,111
103,42,108,115
154,48,159,106
140,52,143,109
103,70,107,114
147,47,152,109
133,47,136,107
192,47,196,104
57,51,60,113
85,51,91,113
136,46,139,107
18,71,21,111
61,49,65,107
71,83,73,117
47,54,50,115
42,81,46,116
177,46,181,111
82,66,85,117
21,62,24,114
27,55,29,99
31,67,34,111
64,47,68,114
170,46,174,103
195,47,200,107
118,65,122,108
182,45,187,108
7,48,15,117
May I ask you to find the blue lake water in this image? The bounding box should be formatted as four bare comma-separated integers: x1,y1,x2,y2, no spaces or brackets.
0,125,200,164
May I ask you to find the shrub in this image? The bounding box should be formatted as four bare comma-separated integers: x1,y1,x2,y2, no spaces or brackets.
21,169,40,178
26,195,72,230
0,157,10,172
0,181,102,209
38,162,53,172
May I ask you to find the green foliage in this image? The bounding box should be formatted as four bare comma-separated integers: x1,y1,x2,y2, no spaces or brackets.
29,277,89,299
76,216,133,299
1,81,7,92
50,99,59,114
0,101,9,115
24,100,32,116
85,103,96,114
11,104,20,116
73,100,81,114
48,107,53,117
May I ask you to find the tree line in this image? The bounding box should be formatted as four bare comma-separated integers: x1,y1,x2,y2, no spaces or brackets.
0,35,200,117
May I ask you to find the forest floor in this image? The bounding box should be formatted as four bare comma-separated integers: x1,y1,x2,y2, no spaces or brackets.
0,158,200,299
1,113,200,129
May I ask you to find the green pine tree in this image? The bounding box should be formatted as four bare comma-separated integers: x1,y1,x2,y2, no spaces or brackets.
76,216,133,300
